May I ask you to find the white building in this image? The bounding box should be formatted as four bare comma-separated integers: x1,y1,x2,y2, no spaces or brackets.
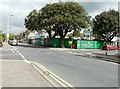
111,36,120,46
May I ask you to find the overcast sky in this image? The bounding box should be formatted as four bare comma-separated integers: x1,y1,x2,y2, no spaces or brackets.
0,0,118,35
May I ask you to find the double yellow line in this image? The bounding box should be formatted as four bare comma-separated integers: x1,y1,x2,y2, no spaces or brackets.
11,48,75,89
30,61,75,89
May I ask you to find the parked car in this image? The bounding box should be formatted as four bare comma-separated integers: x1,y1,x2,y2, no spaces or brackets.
102,45,120,50
8,39,18,46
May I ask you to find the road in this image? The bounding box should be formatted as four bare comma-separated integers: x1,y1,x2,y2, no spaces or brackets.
3,45,118,87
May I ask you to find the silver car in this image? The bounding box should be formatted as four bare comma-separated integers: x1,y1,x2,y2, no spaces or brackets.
8,39,18,46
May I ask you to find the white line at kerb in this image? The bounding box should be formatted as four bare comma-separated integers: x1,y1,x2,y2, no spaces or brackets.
68,51,118,65
15,50,25,59
10,49,15,53
14,49,30,63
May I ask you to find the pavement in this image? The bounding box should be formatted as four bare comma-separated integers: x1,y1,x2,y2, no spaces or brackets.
49,48,119,63
1,42,54,87
72,49,119,63
2,60,53,87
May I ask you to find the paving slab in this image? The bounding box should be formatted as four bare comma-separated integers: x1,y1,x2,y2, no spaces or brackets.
2,60,53,87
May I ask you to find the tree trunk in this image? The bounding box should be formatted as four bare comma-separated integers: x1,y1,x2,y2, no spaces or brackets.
47,30,51,38
60,37,64,48
52,31,58,38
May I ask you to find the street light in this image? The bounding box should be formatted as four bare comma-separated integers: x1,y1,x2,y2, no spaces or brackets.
6,14,13,43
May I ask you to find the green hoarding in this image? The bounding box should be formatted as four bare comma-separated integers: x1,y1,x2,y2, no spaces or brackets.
77,40,81,48
34,39,41,47
80,40,94,48
44,38,103,49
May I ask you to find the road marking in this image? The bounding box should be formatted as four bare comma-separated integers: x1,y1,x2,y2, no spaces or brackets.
14,48,74,88
31,64,58,87
31,61,74,88
68,51,118,65
10,49,15,53
14,49,30,63
94,58,119,65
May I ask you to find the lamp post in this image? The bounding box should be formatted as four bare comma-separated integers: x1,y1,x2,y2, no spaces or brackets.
6,15,13,43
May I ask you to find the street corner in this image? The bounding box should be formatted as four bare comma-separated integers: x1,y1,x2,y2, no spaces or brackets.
2,60,53,87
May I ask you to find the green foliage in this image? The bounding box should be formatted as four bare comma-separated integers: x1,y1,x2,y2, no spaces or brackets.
9,34,15,40
39,2,92,33
25,9,39,31
0,30,5,42
93,9,118,41
73,29,81,37
25,2,92,47
39,2,92,47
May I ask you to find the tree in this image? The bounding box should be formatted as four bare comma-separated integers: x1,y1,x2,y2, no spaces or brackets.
93,9,118,42
24,9,39,31
73,29,81,37
38,2,92,47
0,30,6,42
9,34,15,40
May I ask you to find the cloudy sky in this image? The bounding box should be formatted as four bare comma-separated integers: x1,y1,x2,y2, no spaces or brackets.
0,0,118,35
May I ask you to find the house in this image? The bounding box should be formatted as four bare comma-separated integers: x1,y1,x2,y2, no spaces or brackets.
111,36,120,46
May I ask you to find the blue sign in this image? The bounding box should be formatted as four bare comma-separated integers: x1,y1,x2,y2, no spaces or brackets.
35,34,41,39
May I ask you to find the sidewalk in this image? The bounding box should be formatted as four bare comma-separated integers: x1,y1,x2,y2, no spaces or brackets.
74,49,119,63
2,42,13,49
2,60,54,87
1,42,54,87
50,48,119,63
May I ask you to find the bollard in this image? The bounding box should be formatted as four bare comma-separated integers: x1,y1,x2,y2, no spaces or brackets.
105,51,107,56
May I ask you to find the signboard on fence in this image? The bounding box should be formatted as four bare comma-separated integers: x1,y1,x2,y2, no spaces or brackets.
80,40,94,48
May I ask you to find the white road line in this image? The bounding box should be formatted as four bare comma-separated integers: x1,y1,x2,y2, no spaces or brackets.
94,58,118,65
14,49,30,63
68,51,118,65
10,49,15,53
68,51,83,55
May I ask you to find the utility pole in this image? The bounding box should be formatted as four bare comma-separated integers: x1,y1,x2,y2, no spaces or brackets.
6,15,13,43
59,0,61,2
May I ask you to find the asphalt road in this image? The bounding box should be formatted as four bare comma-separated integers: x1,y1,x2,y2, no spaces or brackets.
15,45,118,87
